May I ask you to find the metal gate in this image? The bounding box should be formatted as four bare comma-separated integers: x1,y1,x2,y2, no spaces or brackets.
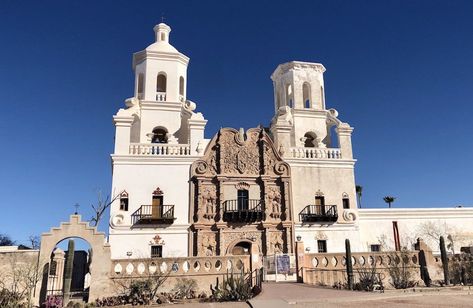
263,253,297,282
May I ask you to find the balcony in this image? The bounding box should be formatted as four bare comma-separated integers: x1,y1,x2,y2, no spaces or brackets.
223,199,264,222
131,205,175,225
299,205,338,223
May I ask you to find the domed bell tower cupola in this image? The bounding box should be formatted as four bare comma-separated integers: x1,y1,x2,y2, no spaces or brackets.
132,23,189,103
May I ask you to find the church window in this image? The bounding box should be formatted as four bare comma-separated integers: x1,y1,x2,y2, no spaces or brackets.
329,125,339,148
237,189,249,211
370,244,381,252
303,82,311,108
160,33,165,41
151,245,163,258
321,86,325,107
120,191,129,211
342,197,350,209
317,240,327,253
304,132,316,148
157,73,167,92
137,73,144,99
151,127,168,143
286,84,292,107
179,76,185,96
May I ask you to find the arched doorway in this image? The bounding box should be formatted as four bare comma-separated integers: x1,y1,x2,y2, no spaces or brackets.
34,215,111,306
45,238,92,304
232,241,251,256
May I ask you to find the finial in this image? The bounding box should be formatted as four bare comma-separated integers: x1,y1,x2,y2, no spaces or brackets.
161,13,166,23
73,203,80,215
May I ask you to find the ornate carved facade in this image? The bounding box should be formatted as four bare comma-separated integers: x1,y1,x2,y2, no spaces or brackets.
190,128,294,257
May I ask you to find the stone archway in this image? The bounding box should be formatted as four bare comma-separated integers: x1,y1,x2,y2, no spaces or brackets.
226,239,262,272
34,215,112,305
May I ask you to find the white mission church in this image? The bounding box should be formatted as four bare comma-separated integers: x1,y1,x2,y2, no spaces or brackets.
108,23,473,261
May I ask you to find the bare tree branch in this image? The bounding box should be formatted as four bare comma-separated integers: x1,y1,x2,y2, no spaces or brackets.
90,189,123,227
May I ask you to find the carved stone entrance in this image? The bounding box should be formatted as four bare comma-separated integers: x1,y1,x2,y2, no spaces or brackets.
34,215,112,305
189,128,295,264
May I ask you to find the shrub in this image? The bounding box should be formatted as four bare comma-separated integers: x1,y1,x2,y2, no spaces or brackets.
355,264,382,291
172,278,198,299
388,249,417,289
210,269,252,302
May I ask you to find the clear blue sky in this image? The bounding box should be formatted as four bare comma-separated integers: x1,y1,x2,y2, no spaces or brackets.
1,0,472,245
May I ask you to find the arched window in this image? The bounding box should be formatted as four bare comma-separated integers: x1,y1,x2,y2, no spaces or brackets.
304,132,317,148
157,74,167,92
120,191,129,211
321,86,325,108
179,76,185,96
286,84,292,107
160,33,165,41
303,83,311,108
329,125,339,148
137,73,144,99
151,127,168,143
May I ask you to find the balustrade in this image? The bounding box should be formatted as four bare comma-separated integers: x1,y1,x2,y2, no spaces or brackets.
129,143,191,156
286,147,342,159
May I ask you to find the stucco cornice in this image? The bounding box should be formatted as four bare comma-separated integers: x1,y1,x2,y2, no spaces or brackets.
133,50,189,69
271,61,326,80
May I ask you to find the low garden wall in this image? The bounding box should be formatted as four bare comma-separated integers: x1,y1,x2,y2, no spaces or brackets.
302,251,422,288
109,255,251,296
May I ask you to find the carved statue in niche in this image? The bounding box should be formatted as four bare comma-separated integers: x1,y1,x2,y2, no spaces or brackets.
209,150,218,175
267,186,282,219
201,233,217,256
270,232,284,254
202,186,217,220
263,144,275,175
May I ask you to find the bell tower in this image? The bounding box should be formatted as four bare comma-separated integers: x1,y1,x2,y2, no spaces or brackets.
270,61,352,153
112,23,207,154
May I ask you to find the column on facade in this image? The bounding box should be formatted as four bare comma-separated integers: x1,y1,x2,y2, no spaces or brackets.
188,114,207,155
336,124,354,159
113,112,134,154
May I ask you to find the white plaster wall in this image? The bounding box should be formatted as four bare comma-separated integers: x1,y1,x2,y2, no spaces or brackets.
358,208,473,254
109,231,188,259
295,225,362,253
289,161,357,221
110,160,192,225
109,158,196,259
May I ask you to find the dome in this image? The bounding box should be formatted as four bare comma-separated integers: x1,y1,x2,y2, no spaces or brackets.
145,41,179,53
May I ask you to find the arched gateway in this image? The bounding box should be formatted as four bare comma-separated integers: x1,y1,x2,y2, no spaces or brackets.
34,215,111,305
189,127,295,270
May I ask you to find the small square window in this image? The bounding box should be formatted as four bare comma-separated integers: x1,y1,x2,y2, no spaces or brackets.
317,240,327,253
370,244,381,252
342,198,350,209
151,245,163,258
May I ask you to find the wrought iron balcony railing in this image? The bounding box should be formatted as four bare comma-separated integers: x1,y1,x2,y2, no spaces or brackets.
223,199,264,222
299,205,338,223
131,205,175,225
